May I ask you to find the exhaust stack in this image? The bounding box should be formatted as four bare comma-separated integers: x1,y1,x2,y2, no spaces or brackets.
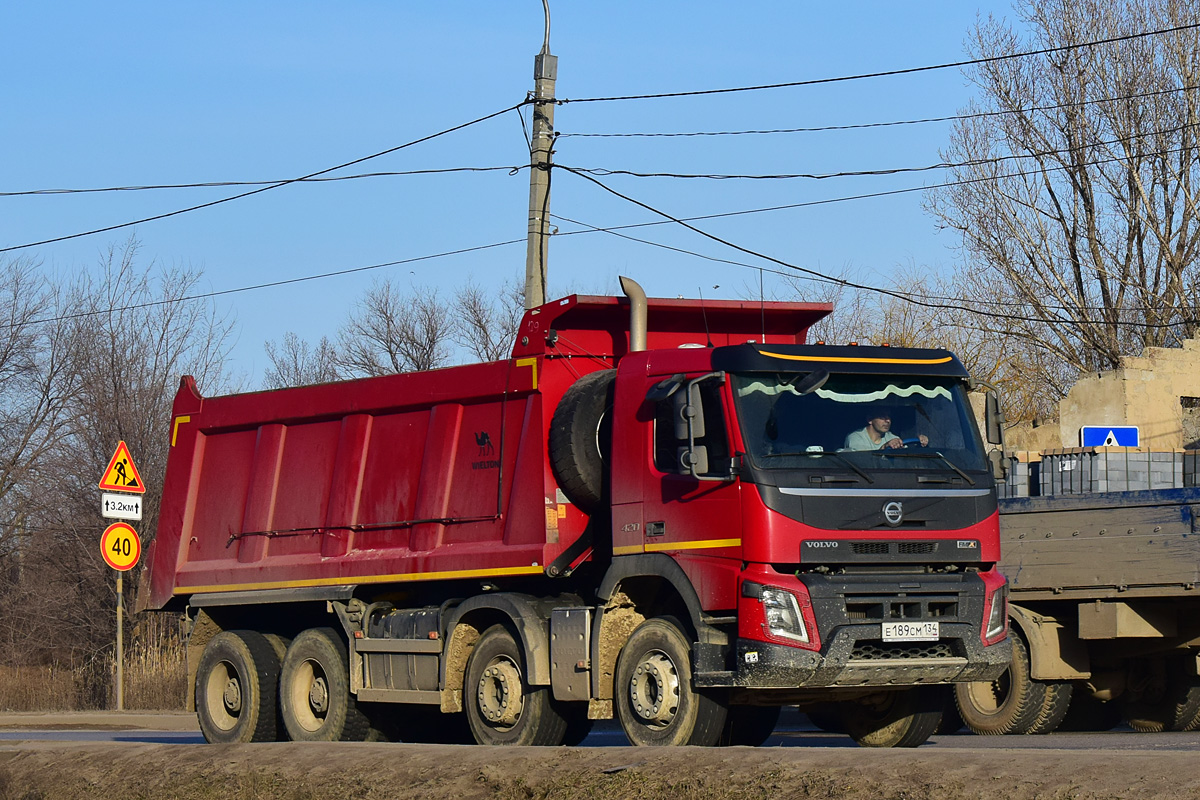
619,276,647,353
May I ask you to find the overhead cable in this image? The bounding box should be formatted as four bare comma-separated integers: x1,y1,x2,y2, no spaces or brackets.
10,239,524,329
560,84,1200,138
559,23,1200,104
0,166,526,198
559,165,1197,330
0,102,527,254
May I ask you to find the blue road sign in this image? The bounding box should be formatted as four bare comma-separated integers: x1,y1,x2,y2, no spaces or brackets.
1080,426,1140,447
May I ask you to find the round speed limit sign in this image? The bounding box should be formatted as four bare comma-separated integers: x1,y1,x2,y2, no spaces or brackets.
101,522,141,571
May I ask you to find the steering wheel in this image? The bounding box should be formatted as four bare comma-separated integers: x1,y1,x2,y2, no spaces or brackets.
900,437,927,448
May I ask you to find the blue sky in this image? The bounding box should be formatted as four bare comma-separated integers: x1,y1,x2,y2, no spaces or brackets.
1,2,1019,383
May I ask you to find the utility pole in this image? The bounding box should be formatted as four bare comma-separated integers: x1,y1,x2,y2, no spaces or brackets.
524,0,556,310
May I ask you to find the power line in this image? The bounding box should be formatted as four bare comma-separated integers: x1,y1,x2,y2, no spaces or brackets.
559,23,1200,104
559,164,1197,330
560,84,1200,138
549,140,1200,241
0,166,526,198
14,239,524,329
564,121,1199,183
0,102,528,255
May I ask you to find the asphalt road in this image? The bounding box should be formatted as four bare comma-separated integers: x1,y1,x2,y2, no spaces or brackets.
3,710,1199,751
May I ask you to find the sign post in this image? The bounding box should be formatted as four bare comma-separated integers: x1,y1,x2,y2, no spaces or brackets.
98,441,145,713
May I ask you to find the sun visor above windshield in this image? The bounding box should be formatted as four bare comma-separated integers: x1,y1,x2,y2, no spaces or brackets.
711,343,970,378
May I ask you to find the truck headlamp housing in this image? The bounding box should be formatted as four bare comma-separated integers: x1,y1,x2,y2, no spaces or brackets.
981,571,1009,646
760,586,809,644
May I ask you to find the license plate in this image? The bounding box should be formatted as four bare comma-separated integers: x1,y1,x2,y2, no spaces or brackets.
882,621,939,642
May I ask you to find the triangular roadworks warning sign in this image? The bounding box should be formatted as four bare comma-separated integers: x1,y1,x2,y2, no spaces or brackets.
99,440,145,494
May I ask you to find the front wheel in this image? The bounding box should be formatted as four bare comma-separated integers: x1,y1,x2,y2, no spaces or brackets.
465,624,567,745
839,686,943,747
954,626,1045,735
614,616,727,746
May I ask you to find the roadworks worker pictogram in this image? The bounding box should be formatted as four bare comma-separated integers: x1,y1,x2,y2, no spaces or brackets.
99,441,146,494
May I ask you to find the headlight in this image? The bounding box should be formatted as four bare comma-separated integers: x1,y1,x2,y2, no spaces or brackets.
983,581,1008,644
761,586,810,644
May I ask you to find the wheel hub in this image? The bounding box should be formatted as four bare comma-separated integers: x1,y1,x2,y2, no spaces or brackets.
308,676,329,714
629,652,679,726
222,678,242,714
477,658,523,727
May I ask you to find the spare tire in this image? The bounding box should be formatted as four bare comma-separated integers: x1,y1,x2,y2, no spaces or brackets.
549,369,615,514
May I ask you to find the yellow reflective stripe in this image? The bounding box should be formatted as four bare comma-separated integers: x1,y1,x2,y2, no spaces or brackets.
758,350,953,365
175,564,544,595
171,415,191,447
612,544,645,555
644,538,741,553
516,357,539,389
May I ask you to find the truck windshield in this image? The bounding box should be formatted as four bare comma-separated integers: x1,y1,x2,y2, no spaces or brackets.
731,372,988,475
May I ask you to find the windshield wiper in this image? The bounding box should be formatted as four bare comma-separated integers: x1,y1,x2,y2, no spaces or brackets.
762,450,873,484
874,449,976,486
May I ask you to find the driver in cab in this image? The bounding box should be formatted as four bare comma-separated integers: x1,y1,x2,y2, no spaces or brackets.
843,408,928,451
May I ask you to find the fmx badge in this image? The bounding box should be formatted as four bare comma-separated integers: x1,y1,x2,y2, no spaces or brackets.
99,441,146,494
101,522,141,571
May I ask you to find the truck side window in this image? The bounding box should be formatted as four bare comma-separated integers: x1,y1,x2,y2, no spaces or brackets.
653,381,729,476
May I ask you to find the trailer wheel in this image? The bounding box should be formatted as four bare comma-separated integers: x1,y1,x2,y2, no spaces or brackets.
465,624,567,745
549,370,615,514
615,616,728,746
839,687,943,748
195,630,281,744
279,627,372,742
719,705,781,746
954,626,1045,735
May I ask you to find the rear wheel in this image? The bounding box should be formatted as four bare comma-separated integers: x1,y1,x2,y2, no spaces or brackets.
839,687,943,748
615,616,727,746
280,627,372,742
195,630,281,744
465,625,567,745
1026,681,1073,734
955,627,1045,735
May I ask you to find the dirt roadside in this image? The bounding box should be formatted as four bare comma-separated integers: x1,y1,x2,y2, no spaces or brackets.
4,726,1200,800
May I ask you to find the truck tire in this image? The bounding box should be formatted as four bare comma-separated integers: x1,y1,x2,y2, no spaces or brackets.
615,616,728,746
465,624,567,745
839,687,943,748
1121,658,1200,733
954,627,1046,735
279,627,372,742
195,630,281,744
549,370,615,514
1026,680,1073,734
719,705,781,746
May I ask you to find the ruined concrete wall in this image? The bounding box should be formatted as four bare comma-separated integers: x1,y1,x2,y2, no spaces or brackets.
1057,340,1200,450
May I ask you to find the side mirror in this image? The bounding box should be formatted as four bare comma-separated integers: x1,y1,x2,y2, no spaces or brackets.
985,391,1006,446
988,449,1010,481
679,445,709,475
793,369,830,396
673,384,706,441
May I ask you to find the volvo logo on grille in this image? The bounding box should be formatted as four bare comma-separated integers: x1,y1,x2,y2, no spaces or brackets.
808,541,839,548
883,501,904,525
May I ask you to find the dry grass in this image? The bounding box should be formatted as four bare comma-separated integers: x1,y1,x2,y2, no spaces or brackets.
0,613,187,712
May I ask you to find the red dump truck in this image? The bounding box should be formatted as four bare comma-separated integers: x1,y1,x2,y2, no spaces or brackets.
141,278,1011,747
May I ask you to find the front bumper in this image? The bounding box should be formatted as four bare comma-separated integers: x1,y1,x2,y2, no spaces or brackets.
725,626,1011,688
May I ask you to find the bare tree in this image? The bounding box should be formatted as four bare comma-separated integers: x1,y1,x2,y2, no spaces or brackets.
0,238,236,704
452,278,524,362
335,279,453,377
928,0,1200,408
263,332,340,388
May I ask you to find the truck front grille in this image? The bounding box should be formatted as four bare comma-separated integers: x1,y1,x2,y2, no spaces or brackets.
851,641,958,661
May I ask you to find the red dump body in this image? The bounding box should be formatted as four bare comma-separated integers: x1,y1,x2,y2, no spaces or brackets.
143,294,830,610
